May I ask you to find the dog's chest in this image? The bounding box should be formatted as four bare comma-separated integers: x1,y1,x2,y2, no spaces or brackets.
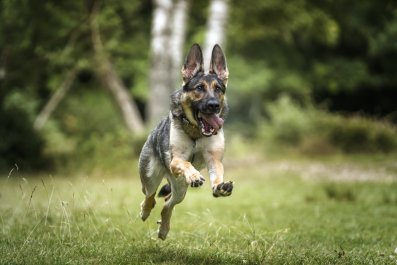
189,142,206,170
190,132,224,169
169,118,224,169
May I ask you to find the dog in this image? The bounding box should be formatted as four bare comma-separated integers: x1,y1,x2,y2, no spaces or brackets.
139,43,233,240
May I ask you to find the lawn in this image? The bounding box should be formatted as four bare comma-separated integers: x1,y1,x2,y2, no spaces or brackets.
1,154,397,264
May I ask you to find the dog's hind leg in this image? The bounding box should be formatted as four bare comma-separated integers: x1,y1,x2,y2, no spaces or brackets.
158,182,172,202
140,192,156,221
158,175,188,240
139,154,164,221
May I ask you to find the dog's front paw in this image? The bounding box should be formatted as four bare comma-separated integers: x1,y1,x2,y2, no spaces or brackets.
213,181,234,197
186,170,205,188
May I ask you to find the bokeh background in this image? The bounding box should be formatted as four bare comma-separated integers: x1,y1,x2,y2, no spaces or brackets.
1,1,397,263
1,0,397,174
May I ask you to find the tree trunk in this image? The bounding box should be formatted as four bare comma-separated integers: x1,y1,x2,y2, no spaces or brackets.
90,2,144,134
148,0,189,126
203,0,229,69
170,0,189,87
148,0,174,126
33,68,77,131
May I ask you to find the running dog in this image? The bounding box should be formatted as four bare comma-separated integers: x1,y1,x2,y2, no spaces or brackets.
139,43,233,240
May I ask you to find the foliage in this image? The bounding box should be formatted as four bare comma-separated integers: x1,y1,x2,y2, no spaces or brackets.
40,87,145,174
1,157,397,264
261,95,397,154
325,114,397,153
228,0,397,118
1,0,397,171
0,92,46,171
0,0,151,172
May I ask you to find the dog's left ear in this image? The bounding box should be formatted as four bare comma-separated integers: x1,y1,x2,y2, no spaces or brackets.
209,44,229,85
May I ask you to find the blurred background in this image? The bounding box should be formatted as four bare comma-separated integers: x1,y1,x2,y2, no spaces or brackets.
1,0,397,174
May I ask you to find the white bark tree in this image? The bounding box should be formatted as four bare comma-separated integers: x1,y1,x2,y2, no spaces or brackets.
170,0,189,87
148,0,189,126
203,0,229,69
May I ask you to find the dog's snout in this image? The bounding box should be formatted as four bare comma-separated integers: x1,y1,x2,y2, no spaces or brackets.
206,98,220,113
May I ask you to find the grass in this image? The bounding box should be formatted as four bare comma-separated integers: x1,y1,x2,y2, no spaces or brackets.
1,155,397,264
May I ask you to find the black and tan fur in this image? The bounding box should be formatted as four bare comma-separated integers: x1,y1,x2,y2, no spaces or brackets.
139,43,233,240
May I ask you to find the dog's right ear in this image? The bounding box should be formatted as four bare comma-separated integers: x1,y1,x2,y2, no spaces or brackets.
181,43,204,83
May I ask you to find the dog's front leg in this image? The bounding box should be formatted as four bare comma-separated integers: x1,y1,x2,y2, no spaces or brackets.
169,121,205,187
170,157,205,187
205,150,233,197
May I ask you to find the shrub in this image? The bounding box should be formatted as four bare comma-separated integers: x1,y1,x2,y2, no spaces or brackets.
262,95,313,145
260,95,397,154
0,92,47,172
325,115,397,153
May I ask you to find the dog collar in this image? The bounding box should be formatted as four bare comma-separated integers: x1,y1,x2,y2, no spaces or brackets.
181,115,194,127
175,114,202,140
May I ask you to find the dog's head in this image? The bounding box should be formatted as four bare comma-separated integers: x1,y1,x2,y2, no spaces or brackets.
179,43,229,137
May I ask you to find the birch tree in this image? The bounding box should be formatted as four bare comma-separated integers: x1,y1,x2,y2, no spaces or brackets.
170,0,189,87
203,0,229,69
148,0,189,126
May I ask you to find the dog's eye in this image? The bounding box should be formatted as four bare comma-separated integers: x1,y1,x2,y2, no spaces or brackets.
215,85,223,93
195,85,204,92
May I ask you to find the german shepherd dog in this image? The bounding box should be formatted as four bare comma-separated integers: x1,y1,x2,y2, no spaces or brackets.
139,43,233,240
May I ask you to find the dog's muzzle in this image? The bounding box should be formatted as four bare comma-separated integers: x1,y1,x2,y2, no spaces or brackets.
197,98,224,137
204,98,220,114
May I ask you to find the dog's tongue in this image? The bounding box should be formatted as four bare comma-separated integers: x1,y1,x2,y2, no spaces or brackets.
201,114,224,130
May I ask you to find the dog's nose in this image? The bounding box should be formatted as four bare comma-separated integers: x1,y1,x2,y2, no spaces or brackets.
206,98,220,113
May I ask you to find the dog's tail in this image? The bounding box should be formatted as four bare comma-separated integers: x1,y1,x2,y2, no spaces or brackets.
157,183,171,198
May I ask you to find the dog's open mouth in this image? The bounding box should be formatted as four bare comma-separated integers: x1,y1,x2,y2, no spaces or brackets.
197,112,224,136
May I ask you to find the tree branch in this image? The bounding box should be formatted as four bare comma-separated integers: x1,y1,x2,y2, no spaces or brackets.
90,1,145,134
34,68,77,131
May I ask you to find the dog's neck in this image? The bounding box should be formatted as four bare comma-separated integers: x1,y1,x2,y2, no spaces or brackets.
170,89,202,140
176,113,203,140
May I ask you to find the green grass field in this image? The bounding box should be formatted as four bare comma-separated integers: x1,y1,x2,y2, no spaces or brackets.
1,154,397,264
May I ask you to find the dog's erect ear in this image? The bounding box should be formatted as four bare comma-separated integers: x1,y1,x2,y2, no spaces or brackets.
209,44,229,85
182,43,204,82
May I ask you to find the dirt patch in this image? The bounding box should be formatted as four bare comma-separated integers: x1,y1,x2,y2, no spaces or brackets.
225,155,397,182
